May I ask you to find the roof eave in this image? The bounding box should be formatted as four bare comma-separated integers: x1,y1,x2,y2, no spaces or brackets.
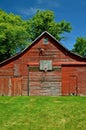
0,31,86,66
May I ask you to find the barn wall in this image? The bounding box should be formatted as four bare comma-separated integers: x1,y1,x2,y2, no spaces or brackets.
0,58,28,96
62,66,86,95
0,33,86,96
29,65,62,96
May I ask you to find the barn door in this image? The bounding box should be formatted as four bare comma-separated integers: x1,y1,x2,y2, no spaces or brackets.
69,76,77,95
0,78,9,96
29,70,61,96
29,60,61,96
0,77,22,96
11,77,22,96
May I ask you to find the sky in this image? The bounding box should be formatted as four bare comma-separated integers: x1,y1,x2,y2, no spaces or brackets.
0,0,86,50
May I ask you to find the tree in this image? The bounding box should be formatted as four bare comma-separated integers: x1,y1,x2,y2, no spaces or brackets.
0,9,29,62
0,9,72,62
27,10,72,41
72,37,86,57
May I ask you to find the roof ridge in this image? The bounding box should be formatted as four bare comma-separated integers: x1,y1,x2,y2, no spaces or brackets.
0,31,86,66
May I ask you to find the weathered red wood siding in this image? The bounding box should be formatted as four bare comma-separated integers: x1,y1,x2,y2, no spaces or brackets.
29,67,62,96
0,32,86,96
62,65,86,95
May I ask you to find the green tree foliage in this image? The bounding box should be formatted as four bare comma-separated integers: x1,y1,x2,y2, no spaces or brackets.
72,37,86,57
0,9,72,62
27,10,72,41
0,9,29,62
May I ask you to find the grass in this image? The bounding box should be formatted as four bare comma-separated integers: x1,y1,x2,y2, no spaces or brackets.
0,96,86,130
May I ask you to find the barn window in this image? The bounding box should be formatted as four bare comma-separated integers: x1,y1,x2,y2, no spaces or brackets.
43,38,48,44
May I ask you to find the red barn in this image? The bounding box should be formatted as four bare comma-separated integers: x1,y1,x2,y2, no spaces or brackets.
0,31,86,96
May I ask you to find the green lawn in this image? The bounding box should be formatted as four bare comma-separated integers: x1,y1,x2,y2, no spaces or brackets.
0,96,86,130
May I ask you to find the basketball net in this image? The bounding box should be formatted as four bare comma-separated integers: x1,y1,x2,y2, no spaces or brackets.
43,65,48,72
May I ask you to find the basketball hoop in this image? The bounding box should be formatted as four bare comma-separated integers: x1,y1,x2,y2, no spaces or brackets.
43,65,48,72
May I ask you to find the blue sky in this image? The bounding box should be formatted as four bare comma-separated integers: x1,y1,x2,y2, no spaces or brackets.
0,0,86,50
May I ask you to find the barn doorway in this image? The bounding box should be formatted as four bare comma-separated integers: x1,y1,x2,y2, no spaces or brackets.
29,61,62,96
69,76,78,95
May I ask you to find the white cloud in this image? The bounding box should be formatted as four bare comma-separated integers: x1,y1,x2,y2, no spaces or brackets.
16,0,61,18
37,0,60,8
37,0,43,4
19,7,38,16
17,7,44,17
81,0,86,6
